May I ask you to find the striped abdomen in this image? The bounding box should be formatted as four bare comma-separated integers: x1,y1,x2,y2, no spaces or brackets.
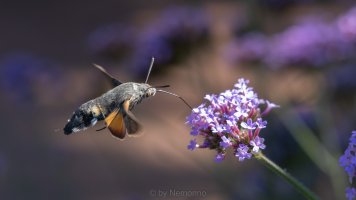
63,100,106,134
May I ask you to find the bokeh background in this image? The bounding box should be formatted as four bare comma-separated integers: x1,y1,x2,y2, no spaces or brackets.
1,1,356,199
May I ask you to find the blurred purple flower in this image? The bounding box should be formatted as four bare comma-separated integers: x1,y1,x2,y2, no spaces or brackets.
186,78,278,162
158,6,210,43
337,7,356,42
340,130,356,199
130,28,173,76
346,187,356,200
265,19,353,68
225,33,269,64
227,11,356,69
340,131,356,183
87,23,135,59
258,0,312,10
0,53,63,103
130,6,210,77
327,64,356,92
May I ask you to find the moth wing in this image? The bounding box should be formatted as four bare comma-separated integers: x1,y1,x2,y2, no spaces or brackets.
93,63,122,87
124,116,143,136
122,100,143,136
105,109,127,139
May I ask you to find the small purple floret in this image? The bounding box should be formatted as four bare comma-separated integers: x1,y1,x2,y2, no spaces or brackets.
220,136,232,149
235,144,252,161
255,118,267,129
187,139,198,151
241,118,256,130
215,153,225,163
250,136,266,154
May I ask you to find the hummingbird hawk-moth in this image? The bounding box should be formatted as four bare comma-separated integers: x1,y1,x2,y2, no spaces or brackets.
63,58,191,139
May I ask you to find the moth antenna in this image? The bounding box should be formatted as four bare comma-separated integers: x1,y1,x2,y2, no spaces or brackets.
157,89,192,109
145,57,155,84
153,85,170,88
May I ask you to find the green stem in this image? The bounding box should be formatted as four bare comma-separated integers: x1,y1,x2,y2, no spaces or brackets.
254,153,319,200
278,110,346,199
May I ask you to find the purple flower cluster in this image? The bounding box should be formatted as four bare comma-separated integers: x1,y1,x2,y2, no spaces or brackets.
340,131,356,200
186,78,279,162
226,6,356,69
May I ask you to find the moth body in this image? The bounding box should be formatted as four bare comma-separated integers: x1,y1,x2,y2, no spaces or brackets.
63,59,190,140
64,82,155,135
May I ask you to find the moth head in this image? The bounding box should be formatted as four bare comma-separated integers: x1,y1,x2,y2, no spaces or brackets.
146,87,156,97
144,84,156,97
